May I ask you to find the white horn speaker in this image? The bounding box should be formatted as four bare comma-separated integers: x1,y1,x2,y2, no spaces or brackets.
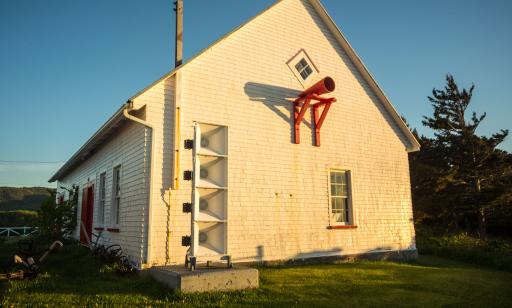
195,156,227,189
194,188,227,222
193,221,226,256
189,122,229,261
196,123,227,156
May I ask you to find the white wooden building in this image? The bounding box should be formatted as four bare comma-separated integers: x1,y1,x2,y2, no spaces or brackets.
50,0,420,269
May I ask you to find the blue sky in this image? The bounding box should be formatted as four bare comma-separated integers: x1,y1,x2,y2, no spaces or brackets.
0,0,511,187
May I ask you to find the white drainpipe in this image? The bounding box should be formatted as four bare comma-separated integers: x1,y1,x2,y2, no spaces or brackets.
123,101,155,268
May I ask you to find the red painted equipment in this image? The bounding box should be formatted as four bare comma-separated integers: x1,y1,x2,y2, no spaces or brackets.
293,77,336,146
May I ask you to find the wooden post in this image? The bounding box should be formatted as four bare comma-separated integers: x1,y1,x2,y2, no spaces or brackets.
172,0,183,190
174,0,183,68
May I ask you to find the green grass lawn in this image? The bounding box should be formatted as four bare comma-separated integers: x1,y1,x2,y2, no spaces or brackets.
1,242,512,307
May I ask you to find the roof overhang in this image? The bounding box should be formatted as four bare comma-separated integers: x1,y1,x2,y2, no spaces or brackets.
308,0,420,152
49,104,128,182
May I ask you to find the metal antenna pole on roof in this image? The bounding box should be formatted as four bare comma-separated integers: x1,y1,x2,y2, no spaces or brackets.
174,0,183,68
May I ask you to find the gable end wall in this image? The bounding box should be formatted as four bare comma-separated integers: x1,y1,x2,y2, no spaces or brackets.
140,0,417,265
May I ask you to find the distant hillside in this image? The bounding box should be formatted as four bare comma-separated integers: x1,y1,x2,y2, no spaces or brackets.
0,187,55,211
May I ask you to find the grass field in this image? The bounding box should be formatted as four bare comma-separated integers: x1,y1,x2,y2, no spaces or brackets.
1,242,512,307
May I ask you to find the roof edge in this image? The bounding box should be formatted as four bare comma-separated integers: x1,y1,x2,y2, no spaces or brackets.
130,0,420,152
48,104,128,182
309,0,420,152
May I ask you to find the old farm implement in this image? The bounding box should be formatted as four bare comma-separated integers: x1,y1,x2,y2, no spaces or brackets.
88,230,134,274
0,240,63,281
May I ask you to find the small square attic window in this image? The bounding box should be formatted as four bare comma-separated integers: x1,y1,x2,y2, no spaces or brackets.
287,49,319,87
295,58,313,80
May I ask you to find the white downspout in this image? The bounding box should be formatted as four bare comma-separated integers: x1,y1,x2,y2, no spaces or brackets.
123,101,155,268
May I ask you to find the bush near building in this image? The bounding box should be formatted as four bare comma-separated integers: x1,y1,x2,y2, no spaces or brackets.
416,232,512,272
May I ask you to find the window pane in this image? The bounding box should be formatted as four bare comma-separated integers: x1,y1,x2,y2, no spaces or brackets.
304,66,313,76
341,184,348,196
114,167,121,197
295,58,312,80
332,203,345,222
100,173,106,199
99,200,105,224
98,173,106,225
295,59,306,71
116,198,120,224
329,170,351,224
336,172,342,184
333,184,344,197
112,166,121,225
330,172,349,198
300,69,311,80
331,171,341,184
333,198,342,210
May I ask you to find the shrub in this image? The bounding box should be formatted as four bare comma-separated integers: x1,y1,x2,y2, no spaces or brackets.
38,186,78,239
416,232,512,271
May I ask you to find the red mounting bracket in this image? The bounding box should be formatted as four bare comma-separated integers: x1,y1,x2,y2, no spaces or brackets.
293,77,337,146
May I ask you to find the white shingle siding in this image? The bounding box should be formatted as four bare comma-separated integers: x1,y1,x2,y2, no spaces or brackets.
56,0,416,267
57,122,151,267
145,0,416,265
132,76,176,264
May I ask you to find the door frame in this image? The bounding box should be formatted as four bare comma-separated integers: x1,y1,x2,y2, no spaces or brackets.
79,183,95,245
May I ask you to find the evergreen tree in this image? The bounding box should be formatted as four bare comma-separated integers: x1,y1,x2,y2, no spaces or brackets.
409,132,459,232
421,74,510,239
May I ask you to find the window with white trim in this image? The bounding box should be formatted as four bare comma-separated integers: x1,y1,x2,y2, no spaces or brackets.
98,172,106,225
287,49,319,87
111,165,121,226
329,170,352,225
295,58,313,80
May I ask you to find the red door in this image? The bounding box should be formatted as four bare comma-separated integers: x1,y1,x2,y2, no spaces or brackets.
79,185,94,245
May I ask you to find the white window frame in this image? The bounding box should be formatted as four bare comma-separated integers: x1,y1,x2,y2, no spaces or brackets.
286,49,319,87
111,165,121,228
97,171,107,227
328,169,353,226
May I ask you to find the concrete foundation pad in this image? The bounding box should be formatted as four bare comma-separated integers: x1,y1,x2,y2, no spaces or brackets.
150,265,259,293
